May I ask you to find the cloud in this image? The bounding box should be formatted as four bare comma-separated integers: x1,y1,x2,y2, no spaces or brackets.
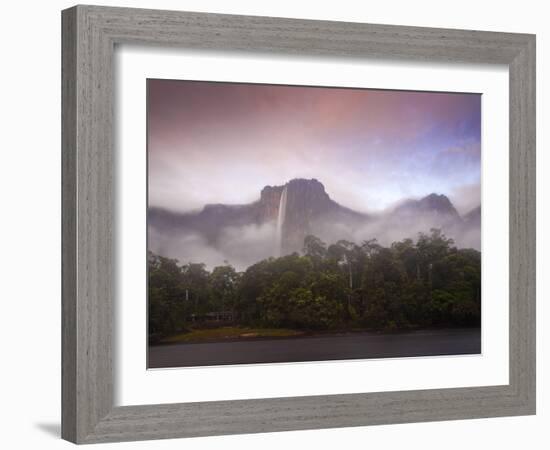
149,229,228,268
148,80,481,215
150,212,480,272
149,222,280,271
448,183,481,215
316,213,479,251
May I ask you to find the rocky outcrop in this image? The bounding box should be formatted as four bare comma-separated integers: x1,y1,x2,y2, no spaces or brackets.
278,179,365,253
393,193,460,220
148,179,480,258
258,184,285,222
149,178,368,253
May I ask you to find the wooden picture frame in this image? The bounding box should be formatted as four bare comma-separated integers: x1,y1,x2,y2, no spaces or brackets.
61,4,536,444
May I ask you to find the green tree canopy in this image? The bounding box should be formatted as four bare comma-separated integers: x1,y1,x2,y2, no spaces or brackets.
148,229,481,340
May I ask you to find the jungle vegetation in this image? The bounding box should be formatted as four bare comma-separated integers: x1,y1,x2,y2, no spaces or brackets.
148,229,481,341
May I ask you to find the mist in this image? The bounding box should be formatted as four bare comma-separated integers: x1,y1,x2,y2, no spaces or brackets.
149,213,480,272
148,80,481,270
149,222,280,271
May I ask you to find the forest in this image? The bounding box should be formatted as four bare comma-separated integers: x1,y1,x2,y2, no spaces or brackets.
148,229,481,343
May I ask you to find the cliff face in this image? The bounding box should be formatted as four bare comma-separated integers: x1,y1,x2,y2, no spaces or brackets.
149,178,367,254
393,193,460,219
258,184,285,223
389,193,462,231
149,179,480,262
278,179,365,253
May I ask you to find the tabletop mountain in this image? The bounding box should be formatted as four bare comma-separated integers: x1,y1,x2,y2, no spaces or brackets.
149,178,480,267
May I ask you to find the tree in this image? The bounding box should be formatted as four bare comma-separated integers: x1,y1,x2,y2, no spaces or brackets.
287,288,342,329
148,228,481,339
209,265,239,312
147,251,187,340
181,263,211,315
361,247,407,328
303,235,327,260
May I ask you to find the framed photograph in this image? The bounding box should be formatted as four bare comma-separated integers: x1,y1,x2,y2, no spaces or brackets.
146,80,484,369
62,5,536,444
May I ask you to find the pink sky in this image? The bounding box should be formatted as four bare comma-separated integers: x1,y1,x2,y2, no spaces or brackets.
148,79,481,214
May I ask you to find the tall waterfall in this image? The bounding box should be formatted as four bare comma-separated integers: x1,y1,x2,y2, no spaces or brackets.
275,185,288,256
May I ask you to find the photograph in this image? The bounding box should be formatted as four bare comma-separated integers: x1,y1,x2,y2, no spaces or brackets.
146,79,482,368
2,0,540,446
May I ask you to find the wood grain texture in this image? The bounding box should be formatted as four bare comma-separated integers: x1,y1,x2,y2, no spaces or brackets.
61,4,536,444
62,5,114,442
61,7,77,443
508,36,536,408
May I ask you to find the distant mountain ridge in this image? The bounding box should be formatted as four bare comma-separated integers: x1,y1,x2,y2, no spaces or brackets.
149,178,480,262
393,193,461,219
150,178,368,253
463,205,481,228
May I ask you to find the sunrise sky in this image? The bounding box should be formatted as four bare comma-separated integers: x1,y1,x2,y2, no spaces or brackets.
147,79,481,215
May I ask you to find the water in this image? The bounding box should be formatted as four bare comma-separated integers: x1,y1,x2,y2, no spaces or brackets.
275,185,288,256
149,328,481,368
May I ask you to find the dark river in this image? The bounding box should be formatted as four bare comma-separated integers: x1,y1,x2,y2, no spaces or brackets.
148,328,481,368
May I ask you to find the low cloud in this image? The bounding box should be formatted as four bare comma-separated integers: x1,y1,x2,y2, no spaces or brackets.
149,222,280,271
316,215,480,251
150,213,480,271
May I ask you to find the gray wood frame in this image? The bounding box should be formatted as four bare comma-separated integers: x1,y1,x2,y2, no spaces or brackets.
62,4,536,444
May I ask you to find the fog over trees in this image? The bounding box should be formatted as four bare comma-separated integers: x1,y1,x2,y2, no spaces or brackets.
149,179,481,272
148,229,481,341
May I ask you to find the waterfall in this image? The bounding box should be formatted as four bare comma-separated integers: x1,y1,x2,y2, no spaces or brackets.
275,185,288,256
